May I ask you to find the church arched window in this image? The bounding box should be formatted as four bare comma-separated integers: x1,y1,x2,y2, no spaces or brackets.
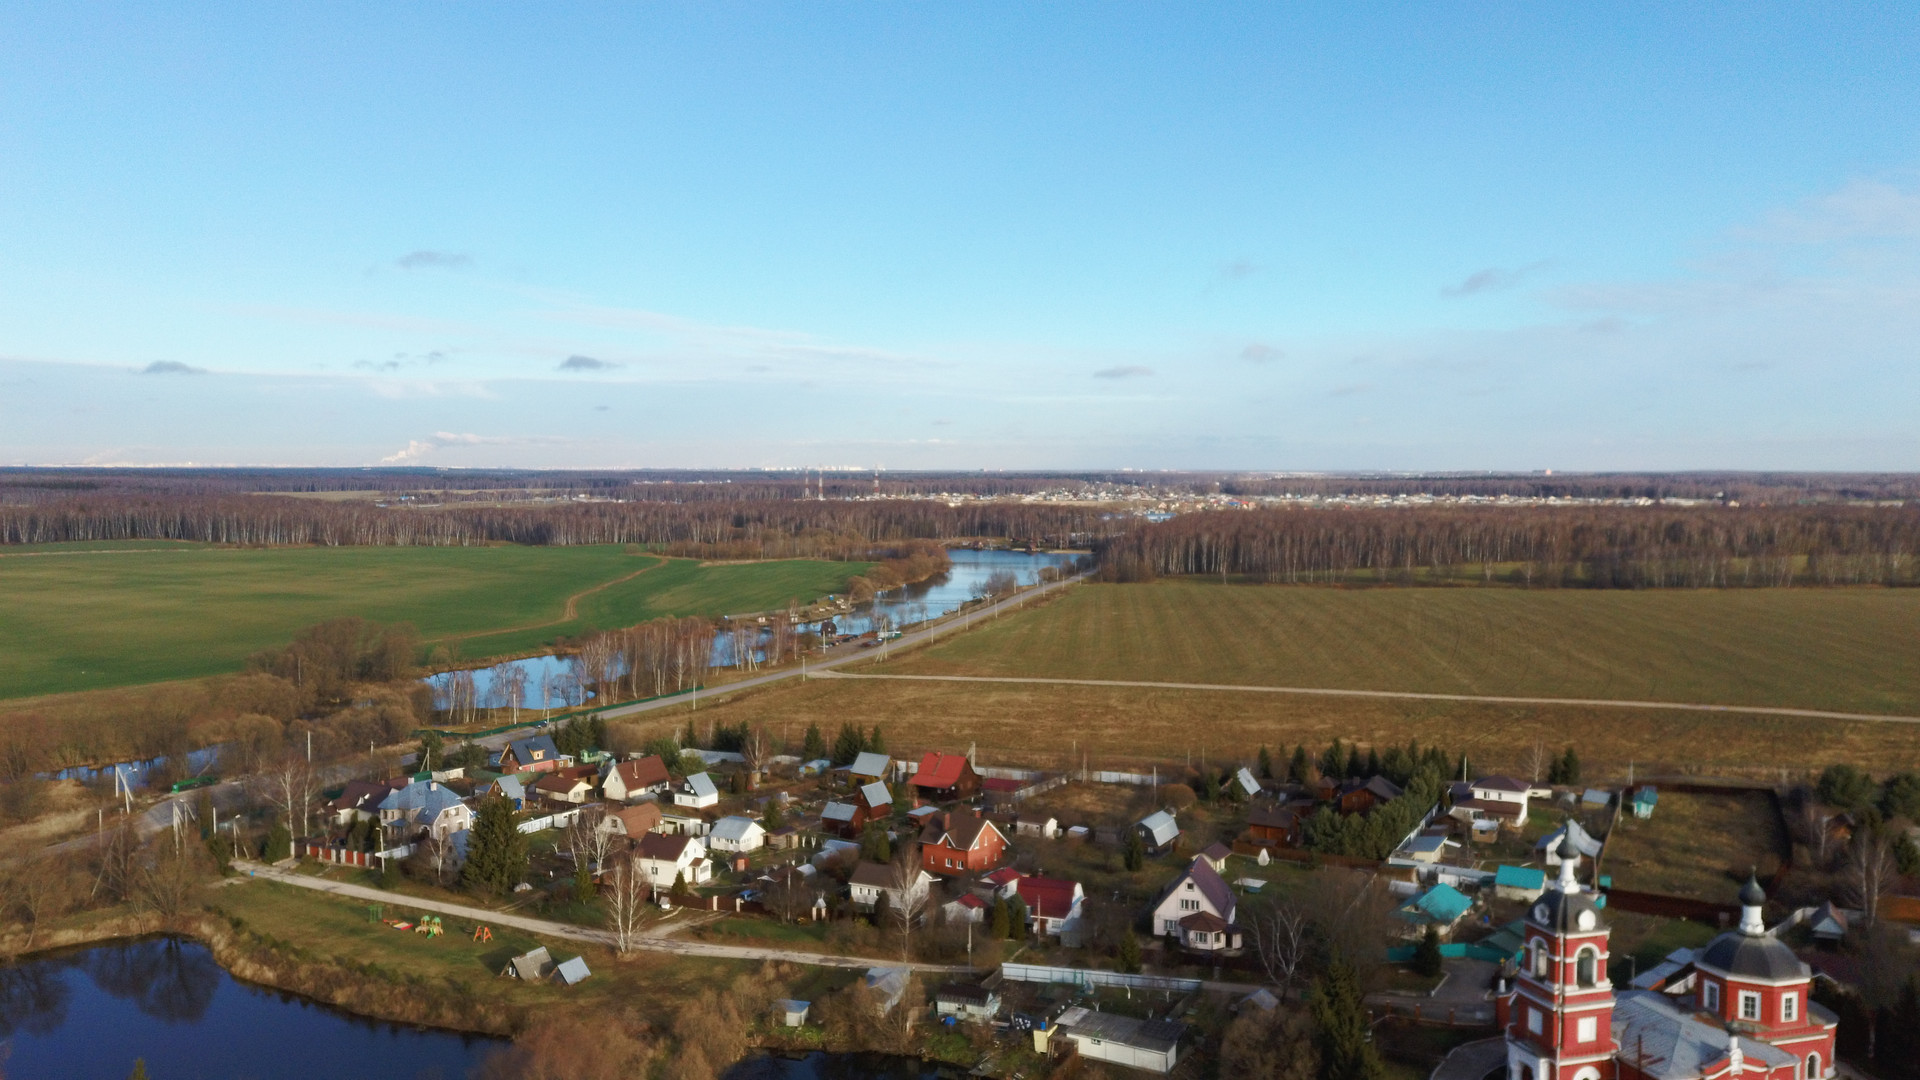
1532,943,1549,980
1575,947,1597,987
1805,1052,1821,1078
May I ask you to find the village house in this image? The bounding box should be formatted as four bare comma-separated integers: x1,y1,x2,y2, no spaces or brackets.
941,892,987,924
376,780,473,844
656,806,711,837
865,968,910,1014
707,815,767,853
631,831,711,887
1398,882,1473,939
1136,809,1181,855
1337,775,1404,815
822,780,893,839
1014,813,1058,839
597,802,663,839
1045,1007,1185,1075
673,771,720,809
1177,911,1242,954
848,861,933,915
1005,875,1084,937
1198,842,1232,874
845,751,892,786
920,810,1009,877
325,778,406,826
480,773,528,810
1494,864,1548,902
602,755,672,803
532,771,594,805
1152,855,1236,938
934,983,1001,1022
1244,803,1302,849
908,751,980,802
1457,774,1533,828
495,734,566,776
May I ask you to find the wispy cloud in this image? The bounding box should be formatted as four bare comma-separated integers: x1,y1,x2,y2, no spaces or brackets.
380,430,571,464
558,354,618,371
1093,365,1154,379
1240,343,1282,363
1742,178,1920,244
140,361,205,375
1443,261,1550,298
395,250,472,270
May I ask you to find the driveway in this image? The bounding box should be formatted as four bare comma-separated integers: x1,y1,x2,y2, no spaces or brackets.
230,860,970,976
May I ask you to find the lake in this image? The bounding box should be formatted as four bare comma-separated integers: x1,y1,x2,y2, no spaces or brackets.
724,1051,961,1079
0,937,500,1079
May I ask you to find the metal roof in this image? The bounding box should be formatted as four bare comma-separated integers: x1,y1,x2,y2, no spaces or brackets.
1137,809,1179,846
682,772,719,799
848,751,891,778
709,815,763,843
553,956,592,986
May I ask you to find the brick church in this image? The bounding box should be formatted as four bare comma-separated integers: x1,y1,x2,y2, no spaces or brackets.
1502,831,1838,1080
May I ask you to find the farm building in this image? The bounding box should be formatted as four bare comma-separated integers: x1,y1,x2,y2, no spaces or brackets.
502,946,553,980
552,956,591,986
772,1000,809,1027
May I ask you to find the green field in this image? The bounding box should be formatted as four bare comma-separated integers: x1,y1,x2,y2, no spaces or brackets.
881,580,1920,715
0,544,861,699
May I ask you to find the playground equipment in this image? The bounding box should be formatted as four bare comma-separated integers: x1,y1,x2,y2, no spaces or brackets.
472,926,494,943
414,915,444,938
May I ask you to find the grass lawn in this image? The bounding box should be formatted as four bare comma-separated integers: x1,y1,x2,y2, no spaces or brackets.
878,579,1920,716
1602,910,1721,984
207,878,767,1017
0,544,862,699
1603,791,1788,902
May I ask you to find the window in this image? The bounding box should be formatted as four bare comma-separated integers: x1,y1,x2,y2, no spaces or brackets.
1806,1052,1820,1078
1739,991,1761,1021
1181,898,1200,911
1781,992,1798,1022
1576,1016,1597,1043
1576,948,1597,987
1532,944,1549,979
1702,981,1721,1012
1526,1008,1543,1035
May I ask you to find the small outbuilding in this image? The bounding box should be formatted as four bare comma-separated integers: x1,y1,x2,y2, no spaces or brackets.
934,983,1002,1022
1135,809,1180,854
1047,1006,1184,1074
502,946,554,981
773,999,810,1027
674,772,721,809
707,815,767,853
552,956,592,986
1493,864,1547,902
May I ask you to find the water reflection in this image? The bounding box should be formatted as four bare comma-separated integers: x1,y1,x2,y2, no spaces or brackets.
84,937,221,1023
725,1051,957,1079
0,962,70,1038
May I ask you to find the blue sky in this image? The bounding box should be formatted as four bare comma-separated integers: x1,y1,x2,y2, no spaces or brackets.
2,4,1917,470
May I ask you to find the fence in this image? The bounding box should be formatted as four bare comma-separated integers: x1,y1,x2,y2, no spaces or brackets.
1001,963,1202,994
518,809,583,835
300,840,379,868
1089,771,1157,786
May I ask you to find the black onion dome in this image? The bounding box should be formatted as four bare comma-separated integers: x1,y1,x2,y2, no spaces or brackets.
1697,931,1807,981
1738,874,1767,908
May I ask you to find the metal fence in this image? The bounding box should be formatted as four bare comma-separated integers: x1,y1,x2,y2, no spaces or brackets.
1001,963,1202,994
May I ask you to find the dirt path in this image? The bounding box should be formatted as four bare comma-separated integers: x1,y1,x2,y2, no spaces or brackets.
230,860,969,975
810,671,1920,725
433,556,668,645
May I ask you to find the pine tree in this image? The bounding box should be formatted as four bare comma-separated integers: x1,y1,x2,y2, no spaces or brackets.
1258,746,1274,779
129,1061,149,1080
802,723,827,761
573,855,595,901
417,730,442,772
1365,748,1382,778
1117,929,1142,973
1561,747,1581,786
461,793,528,895
867,725,886,756
831,722,865,766
1312,961,1386,1080
264,822,292,863
1320,740,1345,779
1289,744,1313,785
682,721,698,751
764,802,785,830
1413,924,1443,977
1345,744,1365,780
672,869,691,899
1124,828,1147,871
872,890,892,928
989,897,1011,939
1005,895,1029,939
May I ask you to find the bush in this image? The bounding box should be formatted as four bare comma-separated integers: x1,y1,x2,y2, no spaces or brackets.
1161,784,1196,810
1413,925,1443,978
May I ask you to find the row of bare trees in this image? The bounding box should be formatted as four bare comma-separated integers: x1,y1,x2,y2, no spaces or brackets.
1099,504,1920,587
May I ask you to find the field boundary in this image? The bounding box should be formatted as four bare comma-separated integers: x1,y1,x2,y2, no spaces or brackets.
814,671,1920,724
432,554,667,645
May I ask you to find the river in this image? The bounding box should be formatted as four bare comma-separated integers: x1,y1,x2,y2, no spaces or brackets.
723,1051,960,1079
0,937,500,1079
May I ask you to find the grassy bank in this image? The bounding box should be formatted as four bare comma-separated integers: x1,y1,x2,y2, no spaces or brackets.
0,544,863,699
877,579,1920,716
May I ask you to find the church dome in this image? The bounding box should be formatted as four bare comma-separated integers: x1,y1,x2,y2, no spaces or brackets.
1529,888,1607,934
1696,931,1807,982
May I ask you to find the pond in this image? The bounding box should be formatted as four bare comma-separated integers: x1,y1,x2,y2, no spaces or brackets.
42,745,223,790
0,937,501,1079
724,1051,962,1079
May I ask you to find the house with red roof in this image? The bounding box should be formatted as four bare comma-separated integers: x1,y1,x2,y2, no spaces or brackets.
919,810,1009,877
909,752,980,802
1004,875,1085,937
603,755,671,803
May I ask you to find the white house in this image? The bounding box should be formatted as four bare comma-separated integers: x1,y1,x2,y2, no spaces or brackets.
1014,813,1058,839
602,755,672,803
1454,775,1534,828
376,780,474,843
707,815,767,853
674,772,721,809
1047,1007,1184,1074
1151,856,1236,938
848,861,932,915
632,832,711,887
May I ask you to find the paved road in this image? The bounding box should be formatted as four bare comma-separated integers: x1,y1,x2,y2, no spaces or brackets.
231,860,970,975
811,672,1920,725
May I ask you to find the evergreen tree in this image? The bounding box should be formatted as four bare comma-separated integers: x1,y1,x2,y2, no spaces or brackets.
1117,929,1142,973
1312,961,1386,1080
1123,828,1147,871
1320,740,1345,780
672,869,691,899
989,897,1011,939
1198,771,1220,803
263,822,292,863
573,855,595,901
1561,747,1581,786
867,725,886,756
682,721,699,751
831,722,865,766
1258,745,1274,780
416,730,443,773
860,824,891,863
1413,924,1444,977
1005,895,1029,939
802,723,827,762
1819,764,1878,813
461,794,528,895
764,802,785,830
1289,744,1313,785
1365,747,1382,778
1345,744,1365,780
872,890,892,928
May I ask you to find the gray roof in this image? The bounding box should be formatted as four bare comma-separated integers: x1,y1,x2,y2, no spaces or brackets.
1233,767,1261,797
507,734,561,764
860,780,892,808
1612,990,1793,1079
1535,819,1603,858
1137,809,1179,846
848,752,891,778
865,967,910,1012
1529,885,1608,935
489,774,527,802
683,772,719,799
1696,928,1807,981
379,780,464,818
821,801,857,822
505,946,553,980
1167,856,1235,919
709,815,764,843
552,956,592,985
1472,775,1531,793
1055,1007,1185,1054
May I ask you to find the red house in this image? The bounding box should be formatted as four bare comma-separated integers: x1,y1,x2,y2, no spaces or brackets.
908,752,980,802
919,810,1008,878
